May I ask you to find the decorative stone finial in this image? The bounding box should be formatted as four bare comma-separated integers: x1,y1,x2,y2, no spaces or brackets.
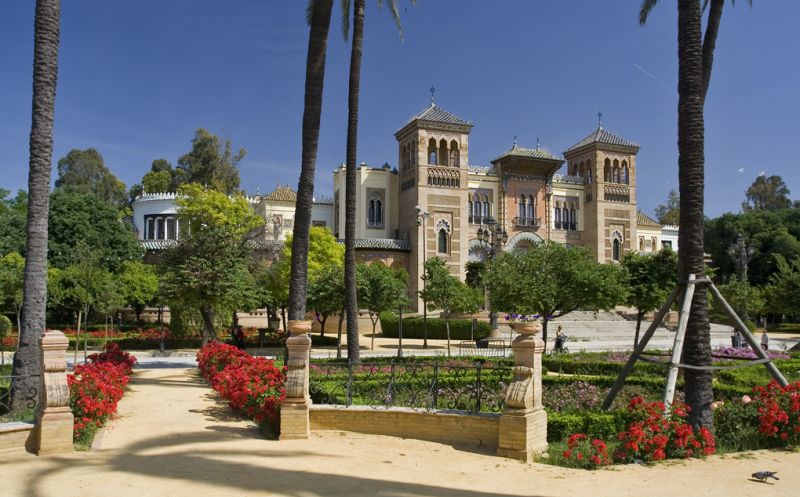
513,135,517,148
597,111,603,129
536,137,541,150
430,85,435,106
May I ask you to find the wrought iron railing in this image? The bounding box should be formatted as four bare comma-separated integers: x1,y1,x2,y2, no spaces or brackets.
0,373,39,421
513,217,540,228
309,361,511,414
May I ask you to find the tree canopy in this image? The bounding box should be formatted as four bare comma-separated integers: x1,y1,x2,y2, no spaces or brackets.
764,255,800,318
358,262,408,350
119,260,159,322
48,188,142,272
55,148,127,207
622,249,678,346
175,129,245,195
654,189,680,225
0,189,28,256
742,174,792,212
486,242,627,346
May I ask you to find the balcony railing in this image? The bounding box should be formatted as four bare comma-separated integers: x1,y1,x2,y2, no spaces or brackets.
512,217,540,228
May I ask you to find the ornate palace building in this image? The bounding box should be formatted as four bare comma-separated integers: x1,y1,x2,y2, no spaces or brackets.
131,101,677,311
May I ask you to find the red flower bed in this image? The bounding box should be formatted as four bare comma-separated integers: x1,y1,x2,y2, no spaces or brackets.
196,341,286,434
562,433,611,469
614,396,715,463
68,343,137,442
752,380,800,445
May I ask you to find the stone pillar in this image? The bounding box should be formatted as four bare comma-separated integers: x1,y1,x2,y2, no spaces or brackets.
279,320,312,440
497,322,547,461
33,330,74,455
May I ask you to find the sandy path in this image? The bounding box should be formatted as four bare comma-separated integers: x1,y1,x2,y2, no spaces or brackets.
3,367,799,497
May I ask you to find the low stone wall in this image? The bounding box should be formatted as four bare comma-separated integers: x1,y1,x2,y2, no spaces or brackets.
0,421,34,454
310,405,500,451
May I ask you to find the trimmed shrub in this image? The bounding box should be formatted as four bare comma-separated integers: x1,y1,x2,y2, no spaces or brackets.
379,312,491,341
548,410,629,442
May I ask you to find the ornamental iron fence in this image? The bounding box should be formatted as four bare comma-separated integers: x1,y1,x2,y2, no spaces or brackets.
0,373,39,421
309,361,511,414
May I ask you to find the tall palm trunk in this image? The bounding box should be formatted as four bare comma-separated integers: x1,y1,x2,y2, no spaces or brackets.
288,0,333,322
677,0,713,429
345,0,365,363
11,0,61,413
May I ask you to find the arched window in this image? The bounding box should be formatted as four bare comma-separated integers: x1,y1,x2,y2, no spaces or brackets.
166,217,177,239
411,140,417,165
554,203,562,230
368,199,375,224
376,199,382,226
613,159,620,183
483,197,490,218
156,217,165,240
527,195,535,220
587,168,592,184
569,204,576,230
439,139,449,167
468,196,473,223
622,161,629,185
604,158,611,182
437,229,448,254
518,194,526,219
613,238,621,261
368,193,383,228
450,140,459,167
579,162,585,178
428,138,437,165
639,237,645,251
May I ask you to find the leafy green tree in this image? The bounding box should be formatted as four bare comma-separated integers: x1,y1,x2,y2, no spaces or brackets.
742,174,792,212
705,210,800,285
623,249,678,347
12,0,62,413
119,261,159,322
159,184,263,343
0,189,28,256
359,263,409,352
764,255,800,318
48,188,142,271
55,148,127,207
712,279,763,324
176,129,244,195
308,263,345,338
640,0,750,429
486,242,627,349
420,257,481,356
282,226,344,282
0,315,11,366
0,252,25,334
654,189,680,226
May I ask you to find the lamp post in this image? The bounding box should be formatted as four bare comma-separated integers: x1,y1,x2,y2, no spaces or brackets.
476,216,508,334
415,205,430,349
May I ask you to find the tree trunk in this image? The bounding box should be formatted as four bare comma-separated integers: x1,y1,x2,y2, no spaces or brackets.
634,310,644,348
200,304,215,345
541,319,549,353
11,0,61,413
370,313,377,350
345,0,365,364
445,318,451,357
336,311,344,359
15,306,22,351
74,310,81,366
320,314,327,337
677,0,713,430
288,0,333,323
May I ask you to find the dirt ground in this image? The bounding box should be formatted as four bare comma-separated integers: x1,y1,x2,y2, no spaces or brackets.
3,367,799,497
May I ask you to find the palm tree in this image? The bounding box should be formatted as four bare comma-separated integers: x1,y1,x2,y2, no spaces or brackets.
639,0,751,429
341,0,406,363
11,0,62,413
288,0,334,323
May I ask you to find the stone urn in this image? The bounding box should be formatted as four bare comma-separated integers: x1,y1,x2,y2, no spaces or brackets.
509,321,541,336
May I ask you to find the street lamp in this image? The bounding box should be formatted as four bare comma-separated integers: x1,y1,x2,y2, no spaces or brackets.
476,216,508,333
415,205,430,349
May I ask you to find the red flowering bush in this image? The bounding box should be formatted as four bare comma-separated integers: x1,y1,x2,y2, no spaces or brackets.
197,341,286,434
752,380,800,445
614,396,715,463
138,327,172,341
87,342,137,374
561,433,611,469
68,343,136,444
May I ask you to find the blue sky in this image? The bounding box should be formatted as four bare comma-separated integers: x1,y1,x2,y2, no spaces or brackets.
1,1,798,217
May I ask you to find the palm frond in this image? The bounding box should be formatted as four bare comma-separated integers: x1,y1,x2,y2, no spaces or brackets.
638,0,659,26
340,0,351,40
378,0,404,39
306,0,314,26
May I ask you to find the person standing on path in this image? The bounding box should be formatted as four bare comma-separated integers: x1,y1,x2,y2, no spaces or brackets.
761,329,770,351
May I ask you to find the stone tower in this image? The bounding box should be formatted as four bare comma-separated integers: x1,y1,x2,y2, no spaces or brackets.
395,102,472,311
563,123,640,263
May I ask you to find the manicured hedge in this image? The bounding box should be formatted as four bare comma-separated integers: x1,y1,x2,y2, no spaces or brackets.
547,410,629,442
379,312,491,341
542,356,668,378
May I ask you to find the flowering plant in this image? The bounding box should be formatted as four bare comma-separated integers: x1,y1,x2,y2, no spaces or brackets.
562,433,610,469
197,341,286,434
614,396,715,463
751,380,800,445
504,313,542,323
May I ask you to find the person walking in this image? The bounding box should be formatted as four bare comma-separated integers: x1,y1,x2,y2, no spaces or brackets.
761,329,770,351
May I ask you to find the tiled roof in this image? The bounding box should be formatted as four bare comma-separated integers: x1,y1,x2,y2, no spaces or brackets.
407,104,472,127
339,238,411,252
637,210,662,228
139,239,284,251
492,144,563,163
564,127,639,154
264,186,297,202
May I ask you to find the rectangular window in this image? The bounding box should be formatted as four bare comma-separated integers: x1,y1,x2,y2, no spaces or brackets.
166,218,176,239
